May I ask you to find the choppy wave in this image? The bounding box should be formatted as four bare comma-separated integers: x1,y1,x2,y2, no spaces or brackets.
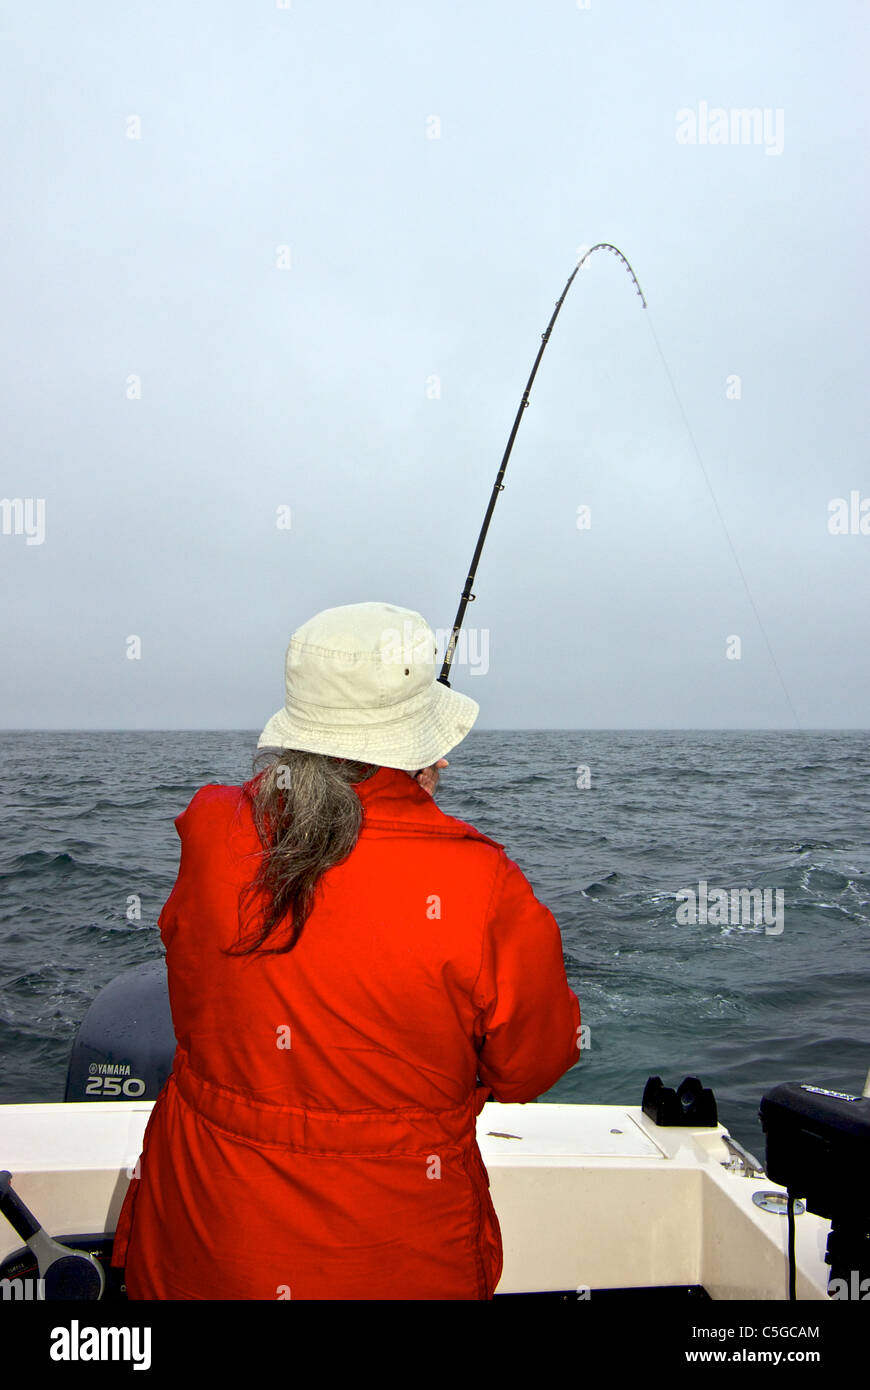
1,728,869,1155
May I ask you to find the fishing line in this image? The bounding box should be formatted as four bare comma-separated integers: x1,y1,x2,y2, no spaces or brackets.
644,308,801,729
438,245,801,730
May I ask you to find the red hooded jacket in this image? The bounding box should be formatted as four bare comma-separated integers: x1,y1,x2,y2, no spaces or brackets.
111,765,581,1299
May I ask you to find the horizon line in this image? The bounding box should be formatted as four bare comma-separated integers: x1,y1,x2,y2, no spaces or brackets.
2,726,869,735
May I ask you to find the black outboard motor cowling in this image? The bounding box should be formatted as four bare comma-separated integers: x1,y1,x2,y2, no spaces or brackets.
64,960,175,1101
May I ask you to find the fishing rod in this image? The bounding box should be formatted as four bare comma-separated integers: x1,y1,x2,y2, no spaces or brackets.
437,243,647,687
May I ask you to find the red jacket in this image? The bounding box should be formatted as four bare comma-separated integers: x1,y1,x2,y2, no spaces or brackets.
112,765,580,1299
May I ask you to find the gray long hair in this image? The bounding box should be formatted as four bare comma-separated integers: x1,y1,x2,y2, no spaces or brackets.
228,748,379,955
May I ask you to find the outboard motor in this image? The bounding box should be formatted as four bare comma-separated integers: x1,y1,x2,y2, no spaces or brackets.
0,964,174,1300
64,960,176,1102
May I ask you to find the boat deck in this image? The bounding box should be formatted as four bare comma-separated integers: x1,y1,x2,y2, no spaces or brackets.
0,1100,832,1299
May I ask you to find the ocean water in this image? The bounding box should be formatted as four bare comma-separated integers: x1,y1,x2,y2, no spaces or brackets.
1,729,869,1157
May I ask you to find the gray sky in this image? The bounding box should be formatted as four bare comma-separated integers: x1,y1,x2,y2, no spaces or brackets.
2,1,868,730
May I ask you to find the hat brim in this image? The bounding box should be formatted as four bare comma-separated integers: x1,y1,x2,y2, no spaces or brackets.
257,681,479,772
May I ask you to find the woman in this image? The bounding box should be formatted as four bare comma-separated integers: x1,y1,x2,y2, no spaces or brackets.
112,601,581,1299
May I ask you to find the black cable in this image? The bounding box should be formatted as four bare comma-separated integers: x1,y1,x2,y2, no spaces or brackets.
787,1192,796,1300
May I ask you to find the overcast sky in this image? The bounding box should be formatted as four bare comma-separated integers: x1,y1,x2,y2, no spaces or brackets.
2,1,868,730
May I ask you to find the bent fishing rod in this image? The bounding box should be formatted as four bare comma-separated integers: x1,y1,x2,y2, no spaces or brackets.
437,243,647,687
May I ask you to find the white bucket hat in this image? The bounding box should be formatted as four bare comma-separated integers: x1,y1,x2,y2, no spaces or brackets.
257,602,479,772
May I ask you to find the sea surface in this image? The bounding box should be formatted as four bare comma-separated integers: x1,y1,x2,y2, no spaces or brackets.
1,729,869,1157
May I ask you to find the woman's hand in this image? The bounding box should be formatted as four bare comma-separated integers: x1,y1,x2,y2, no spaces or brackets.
413,758,448,797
